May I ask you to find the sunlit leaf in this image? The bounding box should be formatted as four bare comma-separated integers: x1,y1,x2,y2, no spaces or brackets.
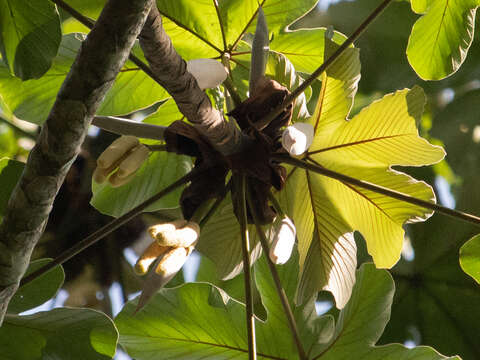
283,36,444,308
91,151,192,217
0,0,61,80
156,0,318,60
0,34,168,124
0,308,118,360
270,28,350,75
460,234,480,284
7,258,64,314
407,0,480,80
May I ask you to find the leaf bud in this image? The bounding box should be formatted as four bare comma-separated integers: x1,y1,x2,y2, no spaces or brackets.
281,122,314,156
186,59,228,89
269,215,296,265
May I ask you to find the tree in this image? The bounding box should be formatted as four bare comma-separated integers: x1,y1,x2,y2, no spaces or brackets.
0,0,479,359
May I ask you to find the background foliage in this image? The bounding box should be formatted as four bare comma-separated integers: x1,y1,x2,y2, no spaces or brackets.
0,0,479,359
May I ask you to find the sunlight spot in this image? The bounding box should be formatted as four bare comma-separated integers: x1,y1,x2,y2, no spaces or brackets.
472,125,480,143
183,251,201,282
438,88,455,107
315,300,333,315
109,282,124,317
401,235,415,262
123,247,138,267
404,340,416,349
435,176,456,209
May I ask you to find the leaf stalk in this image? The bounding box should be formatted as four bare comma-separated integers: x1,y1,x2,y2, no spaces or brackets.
275,154,480,227
246,184,307,360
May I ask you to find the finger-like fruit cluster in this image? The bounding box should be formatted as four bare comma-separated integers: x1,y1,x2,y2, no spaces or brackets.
93,135,149,187
134,220,200,278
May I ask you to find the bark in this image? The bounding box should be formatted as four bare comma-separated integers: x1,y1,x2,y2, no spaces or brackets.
0,0,153,324
138,5,245,156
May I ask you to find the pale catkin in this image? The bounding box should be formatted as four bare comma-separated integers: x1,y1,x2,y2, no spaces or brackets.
155,246,192,276
97,135,139,169
117,144,150,178
134,241,170,275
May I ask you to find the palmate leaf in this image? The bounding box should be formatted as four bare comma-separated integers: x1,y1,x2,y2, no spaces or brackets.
0,0,61,80
0,34,168,124
156,0,318,60
283,37,445,308
407,0,480,80
115,253,455,360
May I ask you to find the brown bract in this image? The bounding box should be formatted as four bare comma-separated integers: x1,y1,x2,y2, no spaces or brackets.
164,77,292,224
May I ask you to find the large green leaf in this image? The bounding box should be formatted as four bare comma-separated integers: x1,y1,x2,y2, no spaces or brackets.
115,257,455,359
91,151,192,217
0,34,168,124
156,0,318,60
460,234,480,284
311,264,459,360
0,0,61,80
0,157,24,218
7,258,64,314
0,308,118,360
407,0,480,80
282,36,445,308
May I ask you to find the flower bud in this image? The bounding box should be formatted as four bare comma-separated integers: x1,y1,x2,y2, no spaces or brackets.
187,59,228,89
281,122,314,156
269,216,296,265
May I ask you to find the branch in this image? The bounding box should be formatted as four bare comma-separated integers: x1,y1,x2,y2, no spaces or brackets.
246,185,307,360
138,5,245,156
0,0,154,324
236,175,257,359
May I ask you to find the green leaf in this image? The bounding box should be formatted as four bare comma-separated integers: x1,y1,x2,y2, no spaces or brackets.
91,151,192,217
156,0,318,60
283,36,445,309
270,28,350,75
197,193,263,280
311,264,459,360
407,0,480,80
115,257,455,359
0,157,24,218
0,308,118,360
7,258,64,314
0,0,61,80
459,234,480,284
61,0,106,34
0,34,168,124
142,99,182,126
